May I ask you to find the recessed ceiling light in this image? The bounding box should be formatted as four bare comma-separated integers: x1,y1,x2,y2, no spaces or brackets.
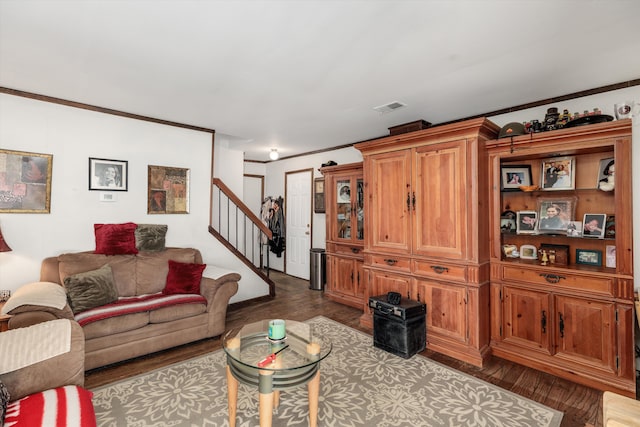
373,101,407,114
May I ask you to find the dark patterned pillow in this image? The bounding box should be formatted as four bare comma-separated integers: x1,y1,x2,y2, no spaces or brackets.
135,224,168,252
0,380,10,423
64,264,119,314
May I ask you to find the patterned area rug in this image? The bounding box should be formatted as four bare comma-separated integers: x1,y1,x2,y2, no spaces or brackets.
91,316,563,426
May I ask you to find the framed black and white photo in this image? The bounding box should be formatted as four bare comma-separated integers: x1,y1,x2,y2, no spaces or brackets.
541,156,575,190
500,216,516,233
516,210,537,235
582,213,606,239
89,158,128,191
576,249,602,266
500,164,532,191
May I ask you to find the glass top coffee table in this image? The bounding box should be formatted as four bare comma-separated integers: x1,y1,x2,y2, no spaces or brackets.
223,319,332,427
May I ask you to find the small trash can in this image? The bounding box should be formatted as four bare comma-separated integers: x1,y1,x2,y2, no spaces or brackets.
309,248,326,291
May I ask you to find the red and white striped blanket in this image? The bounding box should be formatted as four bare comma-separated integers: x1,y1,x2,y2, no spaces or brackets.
74,293,207,326
4,385,96,427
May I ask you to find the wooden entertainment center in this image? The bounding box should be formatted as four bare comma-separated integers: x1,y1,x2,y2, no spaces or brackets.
321,117,635,397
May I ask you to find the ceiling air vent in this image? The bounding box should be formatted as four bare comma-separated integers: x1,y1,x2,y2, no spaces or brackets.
373,101,407,114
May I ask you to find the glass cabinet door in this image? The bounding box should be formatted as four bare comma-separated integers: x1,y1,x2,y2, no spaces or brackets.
355,178,364,241
336,179,351,239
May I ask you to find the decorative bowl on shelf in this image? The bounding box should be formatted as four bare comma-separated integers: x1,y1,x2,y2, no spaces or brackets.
519,185,539,192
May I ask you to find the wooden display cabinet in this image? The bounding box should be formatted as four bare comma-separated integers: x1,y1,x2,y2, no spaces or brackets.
355,118,500,367
320,162,365,308
487,119,635,397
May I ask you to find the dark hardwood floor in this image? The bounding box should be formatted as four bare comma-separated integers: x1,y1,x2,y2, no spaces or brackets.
85,271,637,427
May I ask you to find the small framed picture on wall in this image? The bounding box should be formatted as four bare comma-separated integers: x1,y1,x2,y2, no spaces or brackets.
89,158,128,191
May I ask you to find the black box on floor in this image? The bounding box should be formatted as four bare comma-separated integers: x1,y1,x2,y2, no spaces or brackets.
369,295,426,359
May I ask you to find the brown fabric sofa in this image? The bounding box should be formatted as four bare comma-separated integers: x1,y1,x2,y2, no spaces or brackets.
8,248,239,370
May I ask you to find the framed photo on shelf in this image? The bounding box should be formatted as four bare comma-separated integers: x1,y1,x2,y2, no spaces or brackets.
0,149,53,213
605,245,616,268
604,215,615,238
314,178,325,213
576,249,602,266
566,220,583,237
519,244,537,260
582,213,606,239
500,216,516,233
541,156,575,190
89,158,128,191
540,243,570,265
597,158,614,189
536,196,576,234
500,164,533,191
516,211,538,235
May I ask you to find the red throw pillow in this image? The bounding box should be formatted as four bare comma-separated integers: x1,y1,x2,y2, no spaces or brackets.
94,223,138,255
4,385,96,427
163,260,206,295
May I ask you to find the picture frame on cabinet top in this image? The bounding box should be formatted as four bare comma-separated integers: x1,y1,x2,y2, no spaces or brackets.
541,156,575,190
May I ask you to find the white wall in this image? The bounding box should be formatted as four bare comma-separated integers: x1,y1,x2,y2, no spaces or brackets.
0,94,268,303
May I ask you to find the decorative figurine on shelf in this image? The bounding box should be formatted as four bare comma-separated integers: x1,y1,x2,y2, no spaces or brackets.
543,107,560,131
599,160,615,192
540,249,549,266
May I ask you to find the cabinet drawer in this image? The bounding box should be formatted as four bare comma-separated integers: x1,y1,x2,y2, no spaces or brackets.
334,244,364,258
501,265,614,295
368,254,411,272
413,259,467,283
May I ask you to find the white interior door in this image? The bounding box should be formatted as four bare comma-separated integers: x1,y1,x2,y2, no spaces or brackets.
285,169,312,279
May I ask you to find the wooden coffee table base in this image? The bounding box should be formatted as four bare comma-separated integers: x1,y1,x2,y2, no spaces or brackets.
226,365,321,427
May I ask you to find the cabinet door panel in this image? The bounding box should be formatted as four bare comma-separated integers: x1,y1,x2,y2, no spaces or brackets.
502,286,552,354
334,257,357,296
413,141,466,259
367,150,411,253
418,280,467,343
369,270,412,299
554,295,616,373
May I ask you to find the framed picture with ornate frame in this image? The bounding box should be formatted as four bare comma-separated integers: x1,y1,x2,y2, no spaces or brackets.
0,149,53,213
541,156,575,190
148,165,190,214
500,164,533,191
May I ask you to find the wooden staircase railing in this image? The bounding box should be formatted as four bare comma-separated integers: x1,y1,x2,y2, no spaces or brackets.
209,178,275,296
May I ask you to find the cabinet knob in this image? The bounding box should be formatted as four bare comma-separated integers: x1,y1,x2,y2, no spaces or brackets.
384,258,398,266
351,247,360,254
539,273,565,284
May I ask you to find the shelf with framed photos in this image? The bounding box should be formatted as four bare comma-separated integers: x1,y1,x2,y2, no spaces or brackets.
319,162,365,308
487,119,635,397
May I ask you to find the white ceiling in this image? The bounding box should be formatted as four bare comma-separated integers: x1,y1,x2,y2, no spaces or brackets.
1,0,639,161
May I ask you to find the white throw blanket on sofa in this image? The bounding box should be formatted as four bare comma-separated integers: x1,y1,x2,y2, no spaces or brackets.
0,319,71,374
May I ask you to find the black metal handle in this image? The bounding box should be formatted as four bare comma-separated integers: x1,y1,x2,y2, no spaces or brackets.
350,272,354,282
541,310,547,334
430,265,449,274
407,192,411,210
412,192,416,210
357,271,360,285
539,273,566,284
351,247,360,254
384,258,398,266
559,312,564,338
